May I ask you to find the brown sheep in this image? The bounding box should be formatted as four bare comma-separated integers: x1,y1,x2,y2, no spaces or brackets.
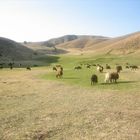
86,65,91,68
105,64,111,69
116,65,122,73
53,66,57,71
74,66,82,70
26,66,31,70
130,65,139,70
8,62,14,70
53,66,63,78
125,65,130,69
56,66,63,78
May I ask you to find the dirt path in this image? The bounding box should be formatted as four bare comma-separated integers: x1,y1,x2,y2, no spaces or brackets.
0,69,140,140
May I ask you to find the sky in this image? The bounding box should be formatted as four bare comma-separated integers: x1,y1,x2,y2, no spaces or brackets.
0,0,140,42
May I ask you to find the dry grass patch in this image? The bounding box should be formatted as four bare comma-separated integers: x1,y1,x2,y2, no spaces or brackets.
0,68,140,140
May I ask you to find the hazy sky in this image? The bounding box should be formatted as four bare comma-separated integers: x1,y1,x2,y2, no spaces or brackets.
0,0,140,42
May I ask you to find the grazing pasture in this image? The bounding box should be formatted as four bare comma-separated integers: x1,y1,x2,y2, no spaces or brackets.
43,54,140,91
0,54,140,140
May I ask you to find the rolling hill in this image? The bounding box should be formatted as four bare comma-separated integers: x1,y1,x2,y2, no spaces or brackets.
0,37,34,61
29,32,140,55
84,31,140,54
42,35,78,47
1,31,140,62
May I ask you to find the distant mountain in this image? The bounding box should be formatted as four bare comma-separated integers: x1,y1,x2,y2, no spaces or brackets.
0,37,34,61
42,35,78,47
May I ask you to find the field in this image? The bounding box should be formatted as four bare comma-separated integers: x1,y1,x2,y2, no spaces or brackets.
0,53,140,140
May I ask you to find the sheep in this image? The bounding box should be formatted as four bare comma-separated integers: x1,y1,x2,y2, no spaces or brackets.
53,65,63,78
105,64,111,69
130,65,139,70
56,66,63,78
53,66,57,71
91,74,98,85
74,66,82,70
56,64,61,67
86,65,91,68
8,62,14,70
97,65,104,72
26,66,31,70
116,65,122,73
125,65,130,69
105,72,119,83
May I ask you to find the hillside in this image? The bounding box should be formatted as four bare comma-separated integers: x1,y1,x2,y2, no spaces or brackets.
55,32,140,54
42,35,78,47
27,35,109,54
85,31,140,54
56,35,109,50
0,37,34,61
18,31,140,56
24,42,68,55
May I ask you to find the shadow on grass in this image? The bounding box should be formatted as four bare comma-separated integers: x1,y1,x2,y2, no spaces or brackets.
100,80,138,85
63,77,80,79
34,55,60,66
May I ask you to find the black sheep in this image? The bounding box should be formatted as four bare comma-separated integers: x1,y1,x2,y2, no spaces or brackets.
91,74,98,85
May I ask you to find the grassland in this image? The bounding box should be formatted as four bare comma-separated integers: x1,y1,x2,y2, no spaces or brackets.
0,53,140,140
42,53,140,91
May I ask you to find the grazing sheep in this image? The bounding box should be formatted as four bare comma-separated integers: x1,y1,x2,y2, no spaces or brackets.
8,62,14,70
130,65,139,70
91,74,98,85
97,65,104,72
105,64,111,69
26,67,31,70
125,65,130,69
56,66,63,78
53,66,57,71
74,66,82,70
56,64,61,67
105,72,119,83
116,65,122,73
86,65,91,68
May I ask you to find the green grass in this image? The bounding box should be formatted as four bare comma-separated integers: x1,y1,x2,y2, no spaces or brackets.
42,53,140,92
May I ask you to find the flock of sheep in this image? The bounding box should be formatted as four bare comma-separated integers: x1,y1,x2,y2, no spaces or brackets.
0,63,32,70
83,63,138,85
0,61,138,85
77,63,122,85
53,63,139,85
